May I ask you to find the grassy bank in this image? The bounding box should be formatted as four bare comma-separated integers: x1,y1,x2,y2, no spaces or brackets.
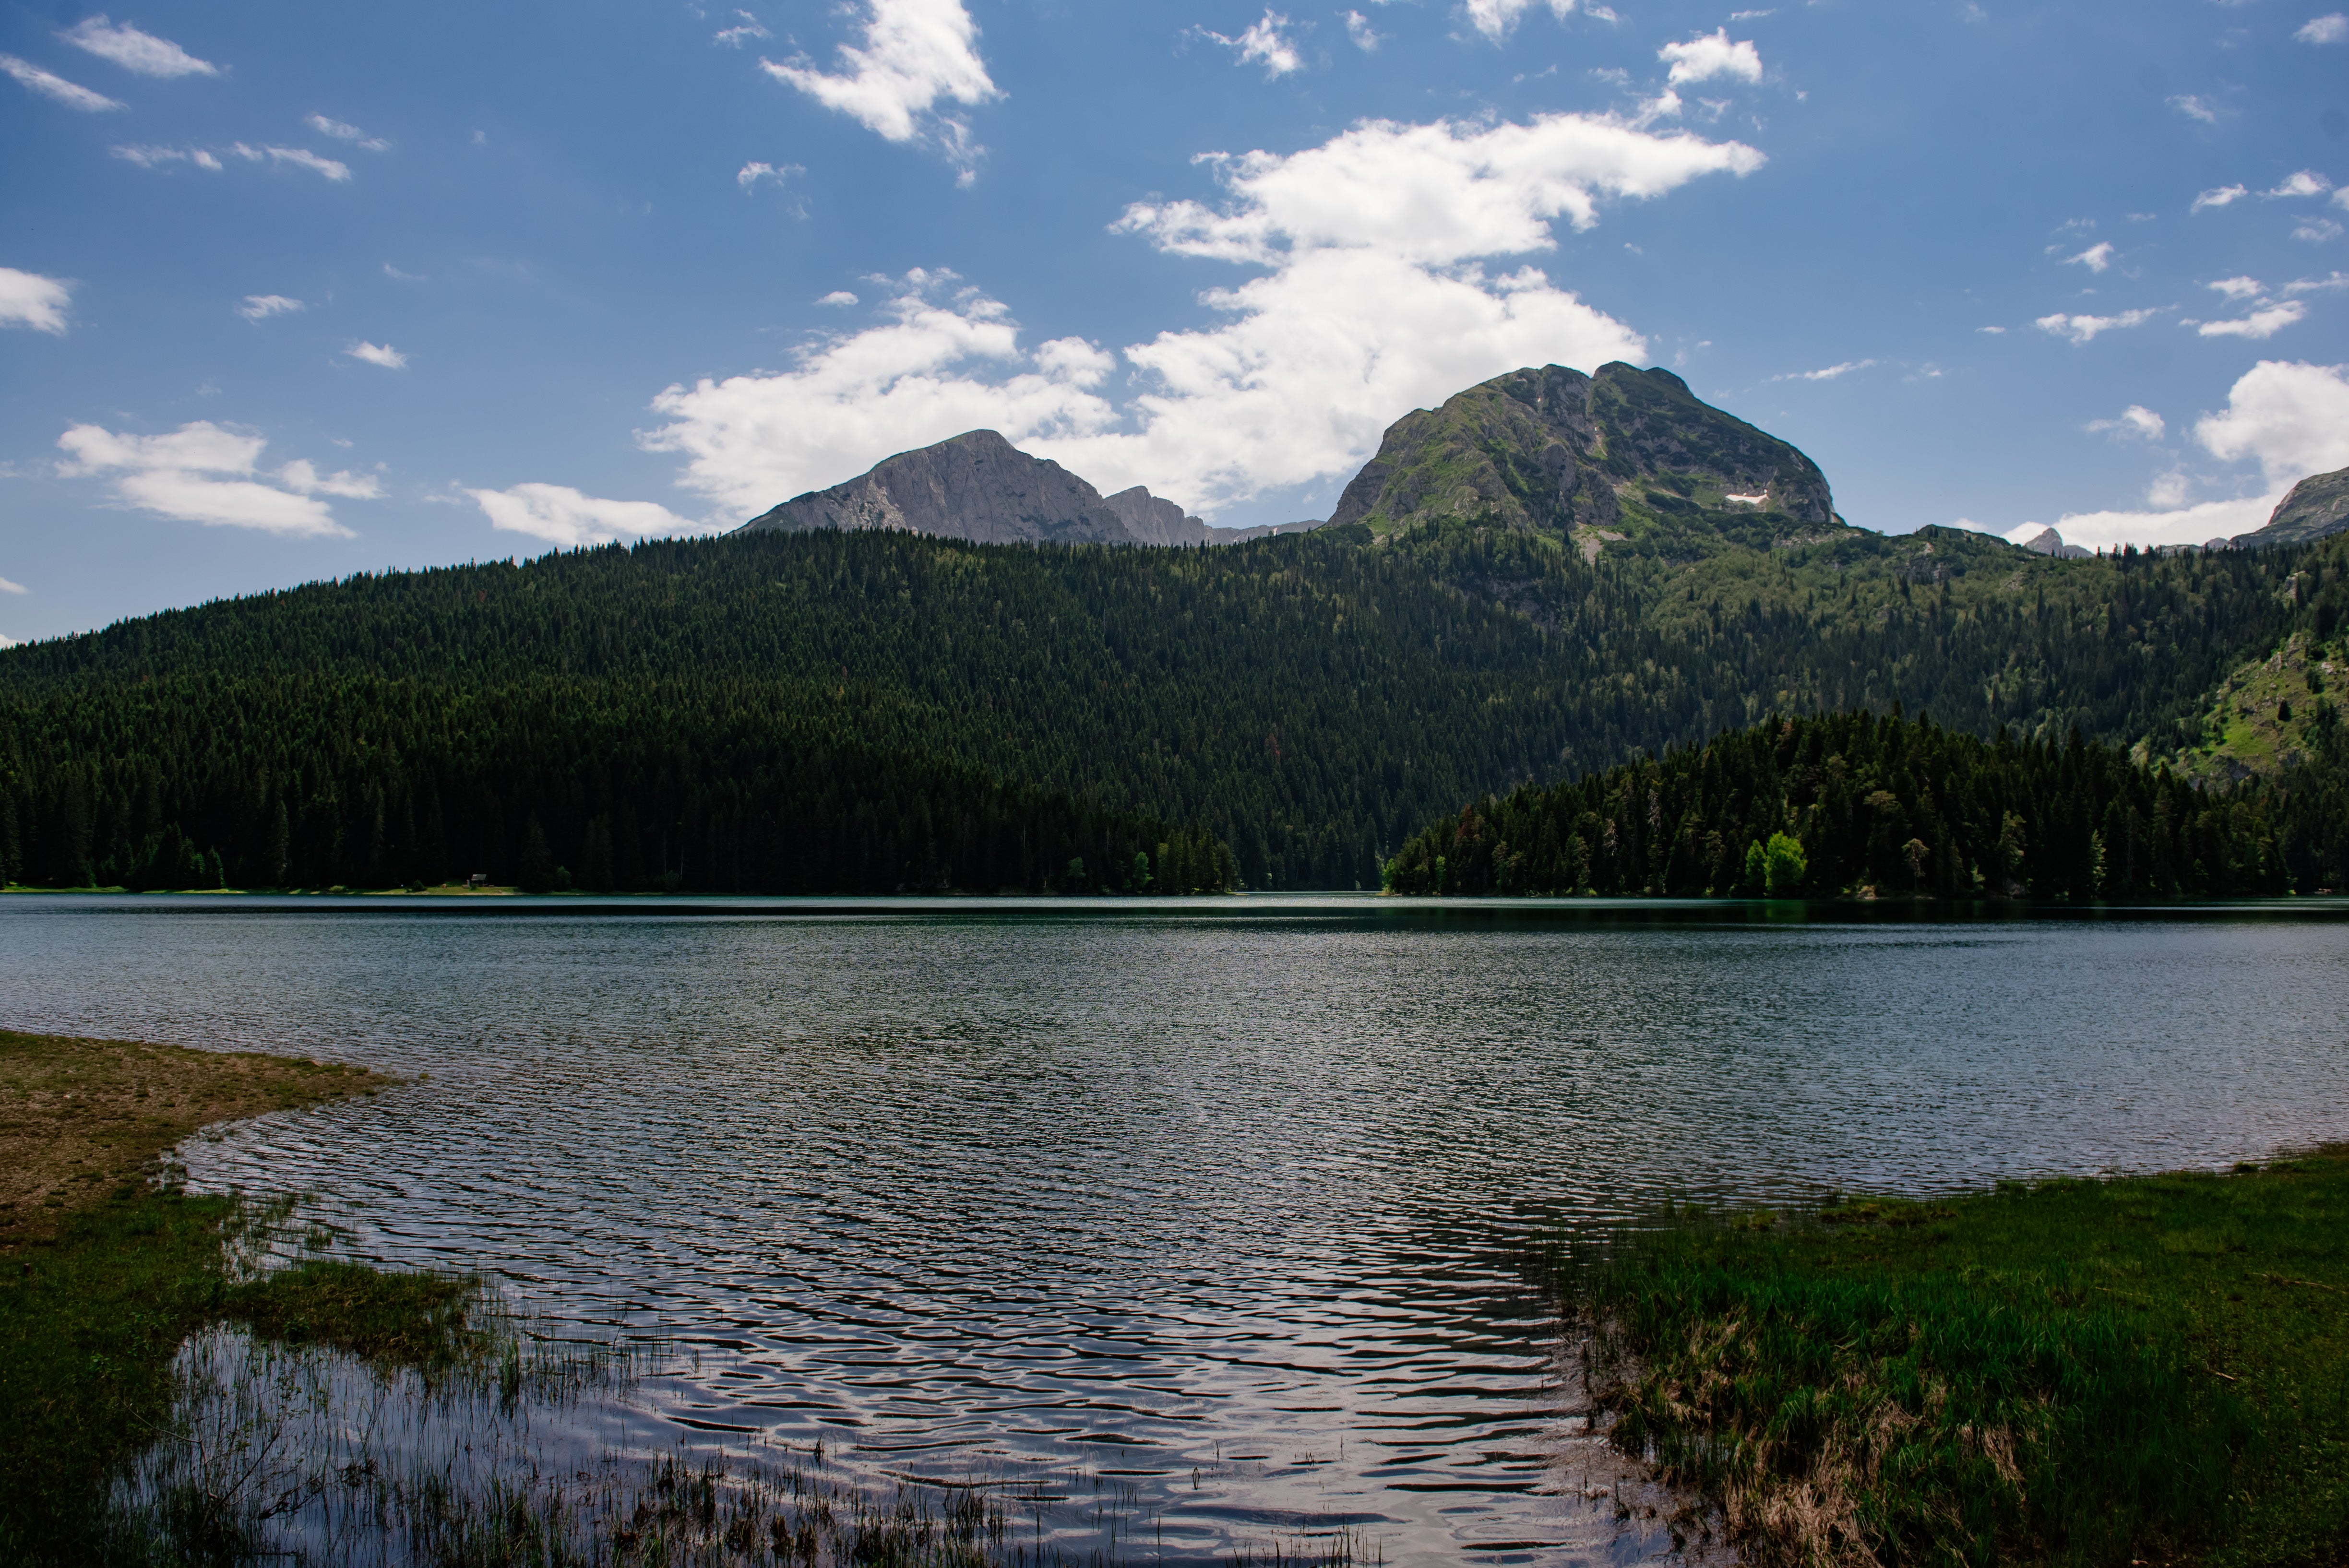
0,1028,490,1564
1566,1150,2349,1567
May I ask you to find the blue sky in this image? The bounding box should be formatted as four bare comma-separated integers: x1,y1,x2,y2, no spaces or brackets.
3,0,2348,641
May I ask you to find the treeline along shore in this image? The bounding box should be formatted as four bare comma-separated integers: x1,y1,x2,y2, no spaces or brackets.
1,520,2345,895
1383,707,2349,899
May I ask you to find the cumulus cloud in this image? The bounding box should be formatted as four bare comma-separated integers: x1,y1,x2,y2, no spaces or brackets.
2168,94,2220,124
2196,300,2309,338
2284,270,2349,294
1345,10,1382,48
237,294,303,321
1202,10,1304,76
2088,404,2166,440
762,0,998,174
1658,29,1763,85
2062,240,2115,273
2207,274,2265,300
2267,169,2333,199
641,113,1761,517
2192,184,2247,212
55,421,365,537
344,341,407,368
0,53,125,110
817,290,860,306
230,143,351,180
2295,217,2344,243
467,484,701,547
0,576,26,595
1462,0,1579,42
2197,359,2349,485
2297,12,2348,42
1771,358,1874,381
2035,308,2161,344
0,267,74,333
306,114,390,151
60,16,217,77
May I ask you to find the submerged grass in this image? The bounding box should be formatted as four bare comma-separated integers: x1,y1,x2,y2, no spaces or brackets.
1560,1149,2349,1568
0,1027,482,1564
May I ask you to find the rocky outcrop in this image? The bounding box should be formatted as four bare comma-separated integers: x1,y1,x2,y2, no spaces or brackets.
1325,363,1843,554
736,432,1325,548
737,430,1142,545
2237,465,2349,548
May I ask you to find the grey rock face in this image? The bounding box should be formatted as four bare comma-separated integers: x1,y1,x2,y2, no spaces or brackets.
737,430,1327,548
2238,464,2349,548
736,430,1142,545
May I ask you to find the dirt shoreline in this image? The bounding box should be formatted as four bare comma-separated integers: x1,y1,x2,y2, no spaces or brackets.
0,1028,402,1247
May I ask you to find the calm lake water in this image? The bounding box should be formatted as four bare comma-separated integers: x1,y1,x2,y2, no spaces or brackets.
7,894,2347,1564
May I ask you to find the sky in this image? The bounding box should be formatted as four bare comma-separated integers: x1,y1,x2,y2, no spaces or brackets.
3,0,2349,642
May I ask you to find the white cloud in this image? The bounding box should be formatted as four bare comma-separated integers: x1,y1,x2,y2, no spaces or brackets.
2037,494,2278,552
642,113,1759,517
344,341,407,368
2088,404,2166,440
761,0,998,173
0,633,19,647
2337,188,2349,210
2206,274,2265,300
817,290,860,306
1456,0,1588,42
2192,183,2248,212
306,114,390,151
59,15,215,77
2296,12,2348,42
2196,359,2349,485
0,267,73,333
0,53,125,111
1771,358,1874,381
55,421,360,538
2196,300,2308,338
1345,10,1382,49
2294,218,2344,243
737,160,802,190
111,143,224,170
2062,240,2115,273
1658,29,1763,86
237,293,303,321
2267,169,2333,198
2035,308,2161,344
383,262,425,281
2168,94,2220,124
715,11,772,46
1462,0,1578,42
1202,11,1304,77
230,143,352,181
2284,270,2349,294
0,576,26,595
274,460,381,498
467,484,700,546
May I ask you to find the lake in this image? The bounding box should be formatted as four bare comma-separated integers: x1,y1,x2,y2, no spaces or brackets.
6,894,2345,1564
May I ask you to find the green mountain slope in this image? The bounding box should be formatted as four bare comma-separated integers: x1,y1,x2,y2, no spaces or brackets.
1328,362,1843,562
6,365,2344,894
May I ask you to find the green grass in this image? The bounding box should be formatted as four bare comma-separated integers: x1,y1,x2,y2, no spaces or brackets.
0,1180,489,1565
1562,1150,2349,1567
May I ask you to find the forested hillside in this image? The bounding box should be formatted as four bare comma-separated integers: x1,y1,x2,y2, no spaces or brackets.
2,520,2342,891
1384,707,2347,900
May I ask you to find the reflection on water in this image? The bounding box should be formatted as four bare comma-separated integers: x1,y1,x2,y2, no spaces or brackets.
6,895,2346,1564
